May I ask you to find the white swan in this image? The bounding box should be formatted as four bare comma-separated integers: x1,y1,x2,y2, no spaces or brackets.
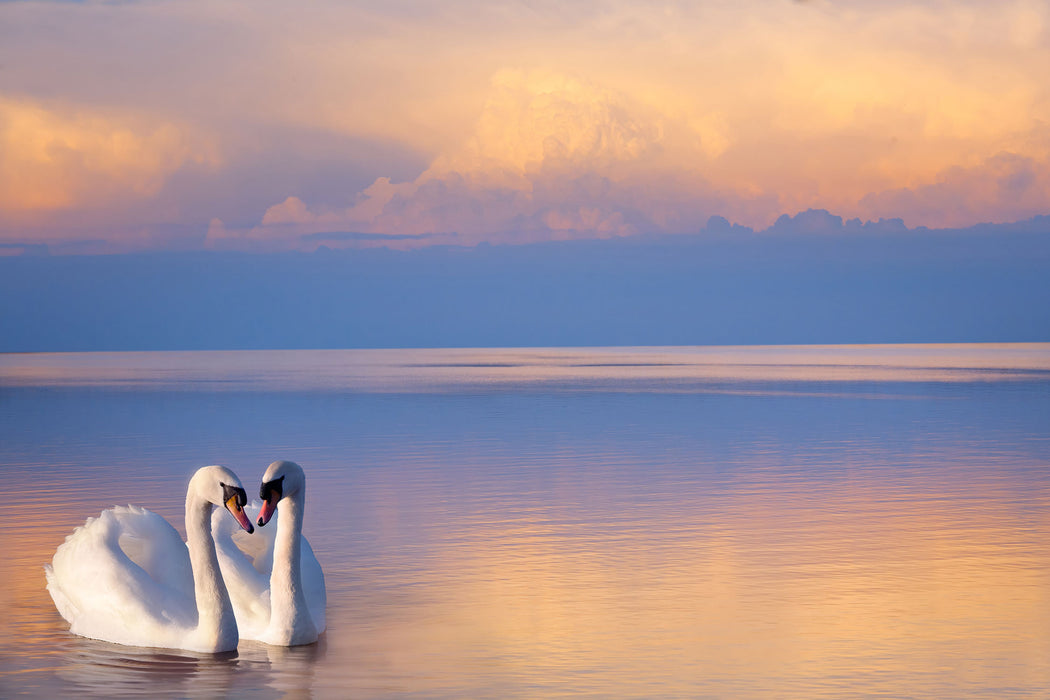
213,460,326,646
45,465,255,653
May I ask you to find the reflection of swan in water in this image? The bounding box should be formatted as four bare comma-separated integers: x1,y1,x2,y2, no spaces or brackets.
56,638,240,697
45,465,255,653
213,460,326,646
263,640,324,698
237,636,327,699
54,627,326,697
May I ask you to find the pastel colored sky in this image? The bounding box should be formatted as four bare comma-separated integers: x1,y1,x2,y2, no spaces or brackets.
1,0,1048,252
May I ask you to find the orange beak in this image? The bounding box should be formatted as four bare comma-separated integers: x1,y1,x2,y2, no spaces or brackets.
257,494,279,527
225,495,255,534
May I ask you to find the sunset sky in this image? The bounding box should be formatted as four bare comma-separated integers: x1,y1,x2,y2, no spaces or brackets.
2,0,1048,253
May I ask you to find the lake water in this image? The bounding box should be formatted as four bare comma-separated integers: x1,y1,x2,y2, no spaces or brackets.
2,344,1049,698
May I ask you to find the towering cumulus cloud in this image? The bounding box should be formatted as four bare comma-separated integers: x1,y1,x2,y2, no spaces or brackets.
231,70,749,250
0,97,215,218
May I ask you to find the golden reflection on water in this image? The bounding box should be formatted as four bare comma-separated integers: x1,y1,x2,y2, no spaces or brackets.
6,447,1050,697
316,447,1050,698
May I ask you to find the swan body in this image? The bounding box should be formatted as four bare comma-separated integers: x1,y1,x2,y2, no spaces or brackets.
45,465,255,653
213,460,326,646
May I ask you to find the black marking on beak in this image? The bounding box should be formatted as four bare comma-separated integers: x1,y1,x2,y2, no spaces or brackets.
221,482,248,508
259,475,284,502
257,476,285,527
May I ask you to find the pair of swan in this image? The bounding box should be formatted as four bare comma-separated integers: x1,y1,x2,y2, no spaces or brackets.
45,460,324,653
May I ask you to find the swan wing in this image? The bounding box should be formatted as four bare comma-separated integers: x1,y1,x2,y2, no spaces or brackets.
46,506,198,649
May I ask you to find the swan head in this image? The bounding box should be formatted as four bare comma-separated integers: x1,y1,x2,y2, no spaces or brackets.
191,464,255,534
257,460,305,527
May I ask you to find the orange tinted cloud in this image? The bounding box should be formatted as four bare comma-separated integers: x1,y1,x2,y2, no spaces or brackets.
0,97,218,221
2,0,1048,250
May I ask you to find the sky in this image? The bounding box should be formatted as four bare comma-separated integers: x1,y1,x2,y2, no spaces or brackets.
2,0,1049,254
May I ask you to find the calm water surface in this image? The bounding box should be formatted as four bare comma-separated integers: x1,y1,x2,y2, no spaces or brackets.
1,344,1049,698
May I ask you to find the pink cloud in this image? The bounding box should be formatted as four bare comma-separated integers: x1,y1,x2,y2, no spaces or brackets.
861,152,1050,228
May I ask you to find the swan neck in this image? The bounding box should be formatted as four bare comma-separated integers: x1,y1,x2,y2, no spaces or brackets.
185,493,237,648
270,490,314,641
273,492,304,593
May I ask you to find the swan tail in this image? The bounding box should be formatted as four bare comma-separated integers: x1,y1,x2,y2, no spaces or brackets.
44,562,80,625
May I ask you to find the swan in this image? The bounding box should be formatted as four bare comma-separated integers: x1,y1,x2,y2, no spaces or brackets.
45,465,255,653
213,460,326,646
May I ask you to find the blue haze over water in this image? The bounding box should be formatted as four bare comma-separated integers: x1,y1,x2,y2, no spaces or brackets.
1,345,1049,698
3,218,1049,351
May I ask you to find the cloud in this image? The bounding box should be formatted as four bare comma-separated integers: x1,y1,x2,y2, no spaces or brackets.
261,196,316,226
2,0,1049,251
0,242,50,257
231,48,1050,249
230,69,755,250
300,231,433,242
768,209,909,236
861,152,1050,228
0,96,218,220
